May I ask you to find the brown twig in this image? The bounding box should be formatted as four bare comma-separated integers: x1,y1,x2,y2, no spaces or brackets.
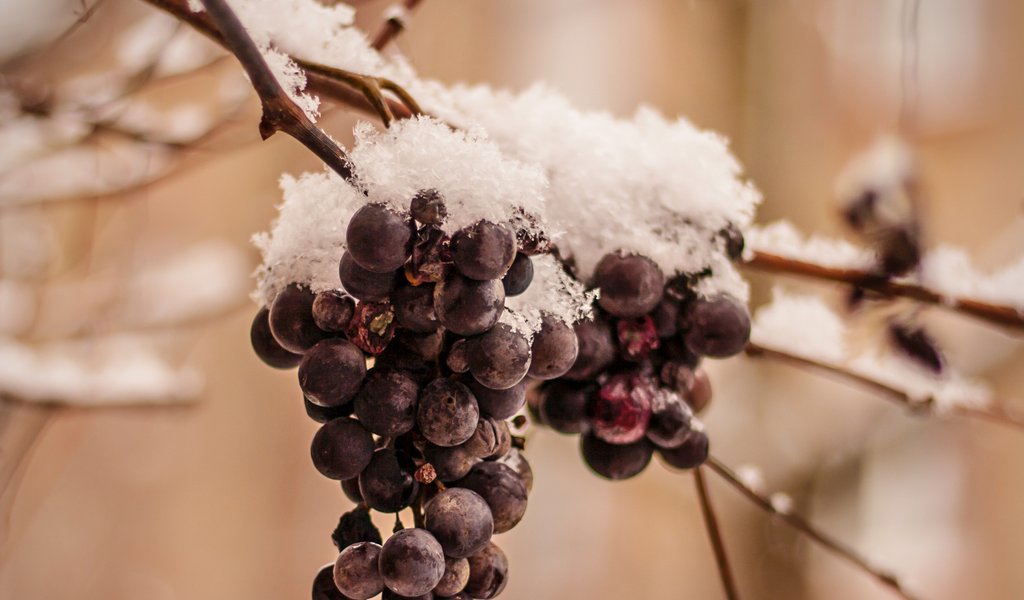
744,251,1024,331
705,456,919,600
693,467,741,600
744,343,1024,432
197,0,357,183
371,0,424,51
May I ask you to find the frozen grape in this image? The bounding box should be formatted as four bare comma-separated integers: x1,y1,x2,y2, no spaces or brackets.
434,557,470,597
410,189,447,225
313,563,349,600
433,274,505,336
423,443,477,482
311,417,375,480
347,301,398,355
347,203,415,273
467,379,526,420
468,324,531,390
650,299,681,338
501,253,533,296
408,225,450,285
332,506,381,551
425,488,494,558
393,283,440,332
527,315,579,380
396,329,445,361
538,381,592,435
592,253,664,318
562,318,616,381
464,542,508,599
379,528,446,597
616,316,660,361
313,290,356,332
417,379,480,447
334,542,384,600
580,434,653,480
646,393,693,449
299,338,367,407
451,221,516,280
499,449,533,494
445,339,471,374
354,369,420,437
359,449,420,513
341,477,364,504
339,252,397,302
718,224,745,261
269,284,329,354
657,429,709,470
454,462,527,534
680,294,750,358
588,373,654,445
251,307,303,368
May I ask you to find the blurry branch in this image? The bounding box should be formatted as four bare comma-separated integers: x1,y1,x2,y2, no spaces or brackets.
744,342,1024,432
744,251,1024,331
371,0,425,51
693,467,741,600
706,456,919,600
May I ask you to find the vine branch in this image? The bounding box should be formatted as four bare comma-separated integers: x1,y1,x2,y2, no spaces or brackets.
371,0,424,51
694,467,741,600
744,251,1024,331
705,456,919,600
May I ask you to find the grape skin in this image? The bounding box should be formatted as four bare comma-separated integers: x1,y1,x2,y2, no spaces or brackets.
313,563,351,600
501,253,533,296
334,542,384,600
592,253,665,318
393,283,440,332
680,294,751,358
417,379,480,447
332,506,381,551
451,221,516,281
299,338,367,408
346,203,415,273
304,396,354,423
410,189,447,225
580,433,653,480
657,429,709,470
353,369,420,437
379,528,446,597
646,394,693,449
467,379,526,420
424,488,495,558
269,284,330,354
562,318,616,381
313,290,356,332
467,324,532,390
251,307,303,369
310,417,375,480
433,557,470,597
423,443,478,482
339,252,397,302
538,381,592,435
527,315,579,380
359,449,420,513
433,274,505,337
464,542,508,599
454,462,527,534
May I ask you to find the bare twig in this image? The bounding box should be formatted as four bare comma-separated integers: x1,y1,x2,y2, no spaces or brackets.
693,467,741,600
197,0,358,183
744,251,1024,331
371,0,425,51
744,343,1024,432
705,456,919,600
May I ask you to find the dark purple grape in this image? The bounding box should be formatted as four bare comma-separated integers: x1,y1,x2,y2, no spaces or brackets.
438,592,471,600
379,528,446,597
501,253,533,296
646,392,694,449
651,299,681,338
468,324,531,390
313,290,356,332
313,563,350,600
425,488,494,558
408,226,450,285
464,542,508,599
434,557,469,597
527,315,579,380
393,283,440,332
359,449,419,513
334,542,384,600
589,373,654,445
446,339,470,373
382,591,433,600
538,381,592,434
562,318,616,381
375,344,434,384
299,338,367,407
888,321,944,373
454,462,527,534
616,315,660,361
333,506,382,551
341,477,364,504
499,450,533,494
451,221,516,281
486,420,512,460
396,328,445,361
680,294,750,358
880,226,921,277
433,274,505,336
662,337,701,368
458,418,500,459
311,417,375,480
661,363,712,414
354,369,420,437
305,395,353,423
592,253,665,318
347,302,397,355
581,434,653,480
467,379,526,420
339,252,397,302
410,189,447,225
417,379,480,447
657,429,709,469
347,203,415,273
719,225,745,261
269,284,330,354
423,443,477,482
251,307,303,368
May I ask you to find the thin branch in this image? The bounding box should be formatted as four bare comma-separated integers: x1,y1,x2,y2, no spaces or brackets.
744,343,1024,432
371,0,425,51
705,456,919,600
744,251,1024,331
197,0,358,184
693,467,741,600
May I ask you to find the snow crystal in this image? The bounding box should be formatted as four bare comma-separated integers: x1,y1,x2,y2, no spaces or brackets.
498,256,594,336
920,245,1024,312
751,287,847,363
260,47,320,120
746,220,875,270
736,464,767,494
769,492,793,514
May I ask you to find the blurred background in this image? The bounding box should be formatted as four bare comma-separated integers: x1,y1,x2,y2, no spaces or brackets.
1,0,1023,598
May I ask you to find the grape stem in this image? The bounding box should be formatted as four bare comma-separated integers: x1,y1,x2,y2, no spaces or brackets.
370,0,425,51
744,251,1024,331
693,466,741,600
705,456,920,600
744,342,1024,432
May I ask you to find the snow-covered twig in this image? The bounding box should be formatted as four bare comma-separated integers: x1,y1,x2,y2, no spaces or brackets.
706,456,919,600
371,0,425,51
693,467,741,600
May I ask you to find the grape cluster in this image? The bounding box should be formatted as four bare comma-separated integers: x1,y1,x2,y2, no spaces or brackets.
531,238,750,480
250,191,565,600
